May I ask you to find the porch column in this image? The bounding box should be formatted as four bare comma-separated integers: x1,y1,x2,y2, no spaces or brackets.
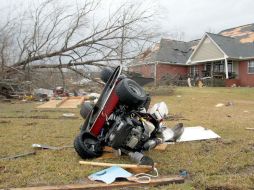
211,62,213,78
225,58,229,79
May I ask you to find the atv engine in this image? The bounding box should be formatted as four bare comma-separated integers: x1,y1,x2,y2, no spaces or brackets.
103,109,159,152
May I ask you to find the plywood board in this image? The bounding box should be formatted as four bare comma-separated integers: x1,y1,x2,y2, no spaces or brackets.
37,96,87,109
36,98,67,109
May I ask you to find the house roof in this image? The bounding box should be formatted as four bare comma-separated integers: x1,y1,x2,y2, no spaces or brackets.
219,23,254,43
130,23,254,67
130,38,198,65
207,33,254,59
155,39,198,64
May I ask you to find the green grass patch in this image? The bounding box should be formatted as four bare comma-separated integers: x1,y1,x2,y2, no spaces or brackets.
0,87,254,189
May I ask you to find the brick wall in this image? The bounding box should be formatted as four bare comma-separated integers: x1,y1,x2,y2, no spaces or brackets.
128,64,155,78
156,63,188,81
238,60,254,87
128,63,188,83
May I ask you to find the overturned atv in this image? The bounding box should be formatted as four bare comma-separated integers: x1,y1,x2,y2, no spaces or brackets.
74,66,183,165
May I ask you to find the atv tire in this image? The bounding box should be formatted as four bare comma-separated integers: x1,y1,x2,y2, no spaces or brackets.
116,78,147,106
80,102,93,119
100,67,113,83
74,132,103,159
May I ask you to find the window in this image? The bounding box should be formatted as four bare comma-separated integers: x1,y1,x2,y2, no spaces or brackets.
190,65,198,77
248,61,254,74
213,61,232,73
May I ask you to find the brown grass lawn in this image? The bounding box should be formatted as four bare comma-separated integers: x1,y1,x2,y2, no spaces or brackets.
0,87,254,189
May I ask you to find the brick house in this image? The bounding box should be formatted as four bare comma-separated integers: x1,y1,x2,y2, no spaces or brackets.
128,24,254,86
128,39,198,85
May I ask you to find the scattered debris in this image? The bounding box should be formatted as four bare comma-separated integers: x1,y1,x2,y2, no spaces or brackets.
62,113,75,118
215,101,233,107
165,126,221,143
88,166,132,184
245,128,254,131
225,101,233,106
32,144,73,150
215,103,224,107
34,88,54,98
0,151,36,160
89,166,160,184
179,169,189,178
165,113,188,121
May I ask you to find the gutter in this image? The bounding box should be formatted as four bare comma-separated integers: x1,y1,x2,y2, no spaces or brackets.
127,61,187,67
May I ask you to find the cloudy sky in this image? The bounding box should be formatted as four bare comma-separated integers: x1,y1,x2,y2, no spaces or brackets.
1,0,253,41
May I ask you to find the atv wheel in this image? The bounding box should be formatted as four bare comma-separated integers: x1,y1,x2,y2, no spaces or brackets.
100,67,113,83
74,132,103,159
80,102,93,119
116,78,147,106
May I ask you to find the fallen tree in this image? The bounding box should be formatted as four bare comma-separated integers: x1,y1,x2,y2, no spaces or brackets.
0,0,155,81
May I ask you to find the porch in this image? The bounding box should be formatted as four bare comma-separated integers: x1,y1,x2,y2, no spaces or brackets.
189,60,239,80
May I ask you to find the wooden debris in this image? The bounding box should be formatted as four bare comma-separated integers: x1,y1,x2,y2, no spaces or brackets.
245,128,254,131
79,161,154,174
37,96,87,109
95,153,117,160
0,151,36,160
10,176,184,190
155,143,168,151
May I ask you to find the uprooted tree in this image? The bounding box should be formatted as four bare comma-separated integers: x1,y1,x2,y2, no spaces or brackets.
0,0,155,84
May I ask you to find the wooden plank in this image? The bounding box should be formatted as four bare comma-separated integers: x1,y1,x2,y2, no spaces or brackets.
37,99,65,109
37,96,88,109
10,176,184,190
58,96,87,108
154,143,168,151
58,99,81,108
56,97,69,107
79,161,154,173
245,128,254,131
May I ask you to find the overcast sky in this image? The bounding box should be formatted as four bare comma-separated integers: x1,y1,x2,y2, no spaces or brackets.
1,0,254,41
